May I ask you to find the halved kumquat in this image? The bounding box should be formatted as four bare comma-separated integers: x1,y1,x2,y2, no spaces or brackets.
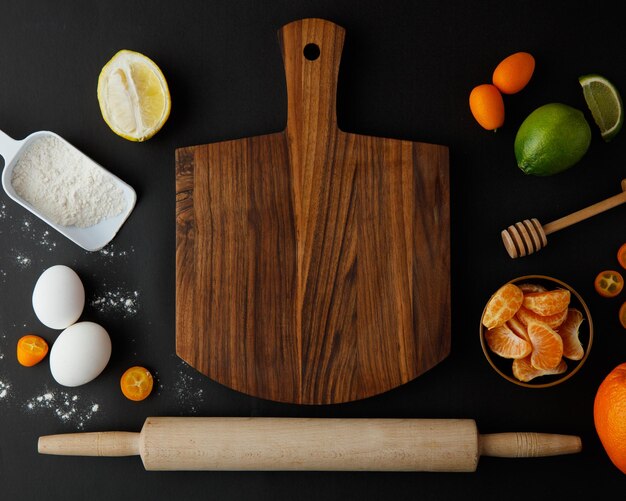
17,334,48,367
120,366,154,401
594,270,624,298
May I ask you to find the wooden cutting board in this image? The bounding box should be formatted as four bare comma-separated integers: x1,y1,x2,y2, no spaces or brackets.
175,18,450,405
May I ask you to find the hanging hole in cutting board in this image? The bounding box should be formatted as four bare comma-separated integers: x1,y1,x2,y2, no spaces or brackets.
303,43,320,60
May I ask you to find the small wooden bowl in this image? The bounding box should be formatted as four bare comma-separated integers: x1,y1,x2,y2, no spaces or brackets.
479,275,593,388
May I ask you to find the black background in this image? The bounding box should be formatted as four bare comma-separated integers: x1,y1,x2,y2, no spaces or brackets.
1,1,626,499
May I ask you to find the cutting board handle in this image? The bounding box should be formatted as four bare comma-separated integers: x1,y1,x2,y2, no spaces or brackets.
279,18,345,132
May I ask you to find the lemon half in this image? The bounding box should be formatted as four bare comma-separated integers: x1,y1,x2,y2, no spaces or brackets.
97,49,171,142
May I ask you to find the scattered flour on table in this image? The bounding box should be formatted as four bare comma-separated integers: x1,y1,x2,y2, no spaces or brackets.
88,246,139,317
36,230,58,251
0,332,11,401
98,244,133,260
91,287,140,317
1,332,100,428
0,212,59,253
25,390,101,429
21,217,58,251
0,379,11,400
11,135,126,228
15,253,32,268
174,361,205,414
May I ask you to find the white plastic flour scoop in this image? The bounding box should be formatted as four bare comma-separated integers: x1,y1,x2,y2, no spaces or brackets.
0,129,136,251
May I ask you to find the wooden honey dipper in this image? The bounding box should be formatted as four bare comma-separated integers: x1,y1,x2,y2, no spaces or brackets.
502,179,626,258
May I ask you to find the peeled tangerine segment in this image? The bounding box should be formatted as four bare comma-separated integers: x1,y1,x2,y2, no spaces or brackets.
513,356,567,382
516,305,568,330
482,283,524,329
506,316,529,341
527,320,563,370
517,283,547,294
485,324,532,359
558,308,585,360
523,289,571,316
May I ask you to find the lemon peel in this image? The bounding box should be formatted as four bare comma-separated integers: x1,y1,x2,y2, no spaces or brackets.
97,49,171,142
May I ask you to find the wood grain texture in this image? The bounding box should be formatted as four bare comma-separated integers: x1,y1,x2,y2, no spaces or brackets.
175,18,450,404
38,418,582,471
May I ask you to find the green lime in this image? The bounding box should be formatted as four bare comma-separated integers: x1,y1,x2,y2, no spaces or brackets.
514,103,591,176
579,74,623,142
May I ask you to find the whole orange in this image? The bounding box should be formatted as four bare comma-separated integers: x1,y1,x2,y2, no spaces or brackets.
594,363,626,474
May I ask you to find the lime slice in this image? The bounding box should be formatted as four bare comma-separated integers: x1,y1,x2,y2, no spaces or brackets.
579,74,623,142
97,50,171,142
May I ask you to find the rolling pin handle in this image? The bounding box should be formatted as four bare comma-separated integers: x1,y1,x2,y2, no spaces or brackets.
479,432,582,458
38,431,141,457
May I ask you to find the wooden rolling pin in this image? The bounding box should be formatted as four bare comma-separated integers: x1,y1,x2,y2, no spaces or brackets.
38,417,581,472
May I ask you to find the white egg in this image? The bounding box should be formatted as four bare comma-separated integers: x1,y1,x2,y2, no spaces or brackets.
49,321,112,387
32,265,85,329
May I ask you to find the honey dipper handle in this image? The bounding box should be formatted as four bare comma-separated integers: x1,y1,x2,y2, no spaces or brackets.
543,181,626,236
479,432,582,458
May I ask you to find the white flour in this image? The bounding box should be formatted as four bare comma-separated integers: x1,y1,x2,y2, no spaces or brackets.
15,253,31,268
20,217,58,251
0,379,10,399
36,230,57,251
174,360,205,413
11,135,126,228
98,244,132,260
25,390,101,429
91,287,140,317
